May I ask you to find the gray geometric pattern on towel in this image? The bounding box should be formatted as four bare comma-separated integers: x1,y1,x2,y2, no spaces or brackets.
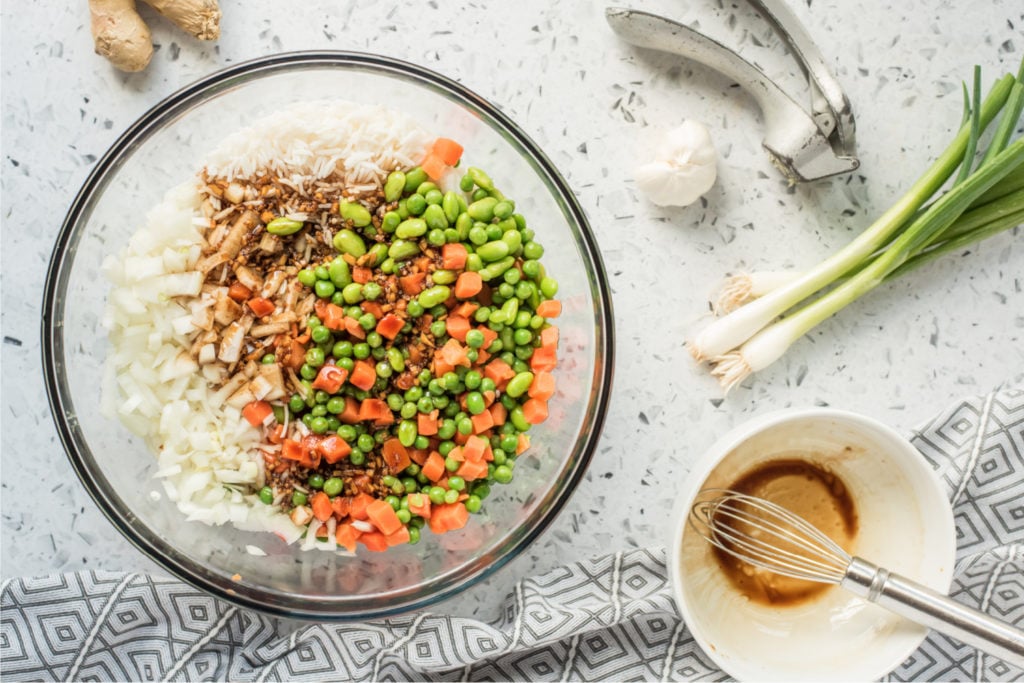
2,388,1022,682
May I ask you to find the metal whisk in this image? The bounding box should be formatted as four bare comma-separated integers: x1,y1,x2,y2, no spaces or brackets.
690,490,1024,667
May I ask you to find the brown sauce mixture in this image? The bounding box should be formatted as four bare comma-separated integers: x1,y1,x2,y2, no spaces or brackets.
712,458,858,606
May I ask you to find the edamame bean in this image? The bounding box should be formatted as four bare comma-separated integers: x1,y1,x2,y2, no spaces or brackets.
476,240,510,262
387,347,406,372
328,257,352,287
468,196,498,222
479,256,515,281
505,371,534,398
466,253,484,272
266,216,304,235
363,281,382,300
418,285,451,308
501,229,522,253
297,269,316,286
398,420,418,447
431,269,457,285
501,297,519,322
382,211,401,233
407,193,427,216
396,218,427,239
468,167,494,191
367,243,389,266
510,405,532,431
388,239,421,261
404,167,428,193
423,204,448,231
339,201,372,227
333,229,366,257
493,200,514,219
384,171,406,202
442,191,461,223
341,282,364,304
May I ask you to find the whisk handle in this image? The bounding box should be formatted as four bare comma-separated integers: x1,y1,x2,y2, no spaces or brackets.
842,557,1024,668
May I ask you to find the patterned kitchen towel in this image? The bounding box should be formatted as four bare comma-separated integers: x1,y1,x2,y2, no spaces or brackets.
2,389,1023,682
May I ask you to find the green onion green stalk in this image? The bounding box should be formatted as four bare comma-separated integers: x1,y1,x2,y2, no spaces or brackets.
690,60,1024,390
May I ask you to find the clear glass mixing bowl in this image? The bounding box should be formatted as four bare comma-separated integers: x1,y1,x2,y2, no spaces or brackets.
42,52,614,619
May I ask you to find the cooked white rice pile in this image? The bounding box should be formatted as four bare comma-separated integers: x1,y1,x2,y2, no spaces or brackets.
102,101,434,547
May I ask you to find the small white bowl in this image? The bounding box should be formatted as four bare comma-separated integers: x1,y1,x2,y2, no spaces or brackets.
669,408,956,682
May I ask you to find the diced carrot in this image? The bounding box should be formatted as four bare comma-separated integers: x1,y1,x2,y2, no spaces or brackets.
359,531,389,552
382,438,411,474
407,493,431,519
489,402,507,426
421,154,448,181
474,349,491,365
247,297,276,317
429,503,469,534
479,327,499,349
314,298,330,319
456,459,489,481
352,266,372,284
528,371,556,401
445,316,471,342
281,438,318,468
287,339,307,370
516,433,531,455
441,243,468,270
349,492,376,521
349,360,377,391
267,424,285,444
439,338,471,368
463,435,488,462
320,434,352,464
536,300,562,318
453,301,479,319
422,451,446,482
470,410,494,434
540,326,559,348
332,495,352,520
447,446,465,463
344,316,367,340
530,345,557,372
227,281,252,302
454,271,482,299
376,313,404,340
242,400,273,427
366,499,403,536
314,522,330,539
454,430,471,446
522,398,549,425
417,410,439,437
358,398,390,423
311,491,333,522
335,522,361,552
399,272,426,295
409,448,429,466
431,137,464,166
339,396,361,424
311,365,348,393
361,301,384,320
483,358,516,386
385,525,411,546
321,303,346,331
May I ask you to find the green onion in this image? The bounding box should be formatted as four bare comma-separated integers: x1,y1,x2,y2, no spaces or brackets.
691,62,1024,390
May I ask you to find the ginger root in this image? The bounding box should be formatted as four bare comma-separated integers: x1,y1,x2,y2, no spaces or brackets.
89,0,221,72
90,0,154,72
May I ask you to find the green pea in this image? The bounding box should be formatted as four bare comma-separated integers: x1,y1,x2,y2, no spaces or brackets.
464,370,482,390
322,477,343,497
398,420,418,447
337,282,361,304
428,486,447,505
385,171,406,202
512,328,533,346
266,216,304,235
486,223,503,241
404,167,428,194
505,371,534,398
406,300,424,318
459,173,475,192
258,486,274,505
396,218,427,239
441,489,458,504
476,240,510,262
465,391,486,415
297,269,317,287
407,193,427,216
465,495,482,513
289,395,305,413
333,229,366,257
428,320,447,339
522,259,541,280
523,241,544,259
310,326,331,345
438,419,457,440
540,277,559,298
472,188,490,202
382,211,401,233
479,256,516,281
423,204,448,231
356,433,374,452
418,285,451,308
338,201,372,227
315,390,330,404
305,347,325,367
291,491,308,507
464,329,485,349
311,280,333,299
349,448,366,465
467,197,498,222
361,282,381,301
493,464,514,484
388,239,421,261
304,474,324,490
416,180,438,196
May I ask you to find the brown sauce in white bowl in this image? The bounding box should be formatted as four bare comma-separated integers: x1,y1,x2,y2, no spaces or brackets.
712,458,858,607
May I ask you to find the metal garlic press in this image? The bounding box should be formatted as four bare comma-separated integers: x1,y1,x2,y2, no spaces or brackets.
606,0,859,183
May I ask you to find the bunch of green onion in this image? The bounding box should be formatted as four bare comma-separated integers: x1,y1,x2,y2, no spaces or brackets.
691,60,1024,390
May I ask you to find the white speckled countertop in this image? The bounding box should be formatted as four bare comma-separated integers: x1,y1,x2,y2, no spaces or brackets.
2,0,1022,621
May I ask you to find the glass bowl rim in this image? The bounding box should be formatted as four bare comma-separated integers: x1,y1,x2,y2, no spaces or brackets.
41,50,616,619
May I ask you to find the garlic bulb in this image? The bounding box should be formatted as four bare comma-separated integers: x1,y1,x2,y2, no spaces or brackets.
634,120,718,207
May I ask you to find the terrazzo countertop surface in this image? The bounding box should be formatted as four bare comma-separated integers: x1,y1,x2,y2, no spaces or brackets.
2,0,1022,620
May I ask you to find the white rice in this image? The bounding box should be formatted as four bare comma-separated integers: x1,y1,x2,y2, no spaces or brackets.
103,101,434,548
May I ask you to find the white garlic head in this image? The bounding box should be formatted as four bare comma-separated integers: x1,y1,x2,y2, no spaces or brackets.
634,120,718,207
